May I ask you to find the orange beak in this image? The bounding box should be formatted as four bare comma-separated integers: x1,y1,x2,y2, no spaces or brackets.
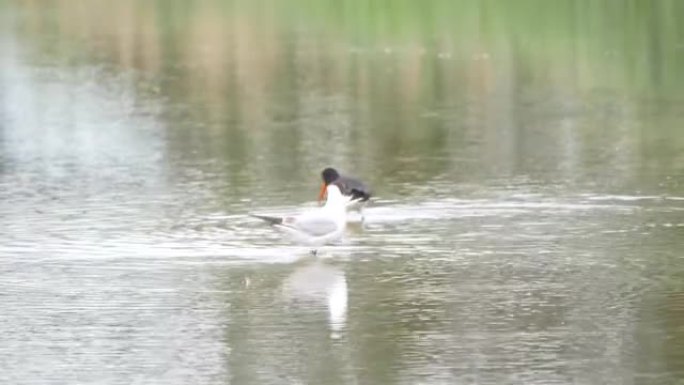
318,183,327,203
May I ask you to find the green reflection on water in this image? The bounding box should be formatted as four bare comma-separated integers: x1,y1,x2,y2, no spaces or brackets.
2,1,684,383
10,0,683,199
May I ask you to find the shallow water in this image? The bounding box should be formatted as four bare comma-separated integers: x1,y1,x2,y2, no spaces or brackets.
1,1,684,384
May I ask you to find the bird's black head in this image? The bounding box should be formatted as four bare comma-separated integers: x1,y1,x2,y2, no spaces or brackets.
321,167,340,185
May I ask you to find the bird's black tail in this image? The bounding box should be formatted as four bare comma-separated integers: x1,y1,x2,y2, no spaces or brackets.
249,214,283,225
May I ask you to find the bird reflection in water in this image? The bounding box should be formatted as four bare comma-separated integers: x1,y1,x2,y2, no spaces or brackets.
280,260,348,338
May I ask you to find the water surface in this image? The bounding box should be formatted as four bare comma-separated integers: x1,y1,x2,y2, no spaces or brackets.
1,1,684,384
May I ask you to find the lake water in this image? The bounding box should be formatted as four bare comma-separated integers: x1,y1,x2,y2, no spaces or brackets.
1,1,683,384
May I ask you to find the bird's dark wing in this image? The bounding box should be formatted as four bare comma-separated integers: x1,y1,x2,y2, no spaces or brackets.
334,175,372,201
249,214,283,225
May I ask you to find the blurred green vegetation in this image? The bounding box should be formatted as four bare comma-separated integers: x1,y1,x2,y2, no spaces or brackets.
15,0,684,96
6,0,684,191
